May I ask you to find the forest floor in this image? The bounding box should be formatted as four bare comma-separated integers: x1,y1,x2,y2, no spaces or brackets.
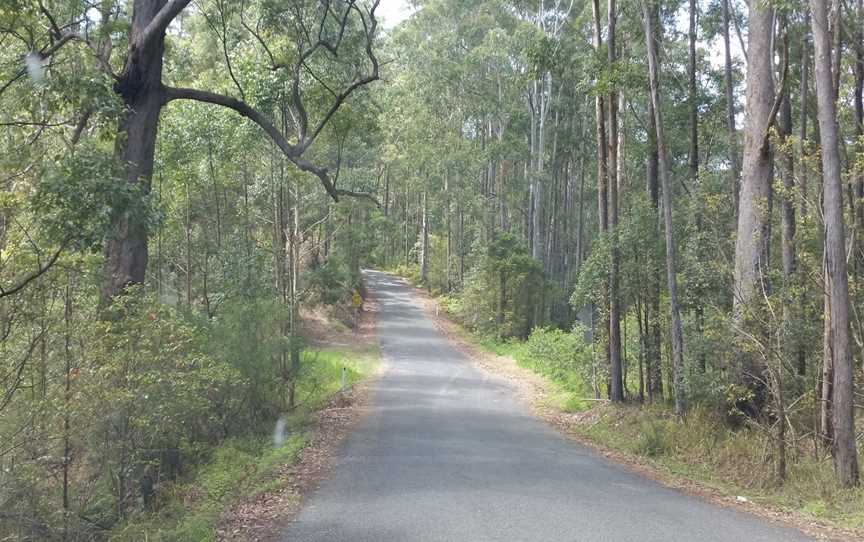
214,297,382,541
400,282,864,542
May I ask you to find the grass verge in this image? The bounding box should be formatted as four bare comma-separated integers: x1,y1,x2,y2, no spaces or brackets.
111,344,379,542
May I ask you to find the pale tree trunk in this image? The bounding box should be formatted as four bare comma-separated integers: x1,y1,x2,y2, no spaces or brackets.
184,180,192,306
732,0,774,399
529,106,537,257
688,0,706,373
810,0,860,487
62,272,73,536
778,22,800,399
576,156,586,271
642,0,685,417
607,0,623,402
775,17,794,484
404,182,410,266
617,92,626,195
287,174,301,410
592,0,611,394
855,0,864,274
821,258,834,447
534,77,546,263
445,169,452,292
800,13,811,220
688,0,698,191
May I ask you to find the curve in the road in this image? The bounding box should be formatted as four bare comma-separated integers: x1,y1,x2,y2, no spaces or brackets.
281,269,813,542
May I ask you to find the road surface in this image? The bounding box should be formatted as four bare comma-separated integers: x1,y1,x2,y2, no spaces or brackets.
282,270,812,542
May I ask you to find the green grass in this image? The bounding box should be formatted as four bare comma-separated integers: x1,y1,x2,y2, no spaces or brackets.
111,344,378,541
470,335,592,413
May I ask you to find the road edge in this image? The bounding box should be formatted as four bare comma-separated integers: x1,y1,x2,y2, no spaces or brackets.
386,272,856,542
215,286,384,542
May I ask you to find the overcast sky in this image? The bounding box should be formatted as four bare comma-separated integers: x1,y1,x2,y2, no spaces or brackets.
374,0,744,74
377,0,416,29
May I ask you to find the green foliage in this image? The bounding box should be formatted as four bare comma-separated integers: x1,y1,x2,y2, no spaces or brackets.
114,435,306,542
307,260,354,305
111,344,377,541
205,295,287,424
521,326,591,385
34,142,152,250
451,233,544,338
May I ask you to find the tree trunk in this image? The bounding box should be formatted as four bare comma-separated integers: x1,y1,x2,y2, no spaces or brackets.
607,0,623,402
101,0,171,303
420,191,429,284
688,0,698,191
445,169,452,292
810,0,860,487
288,174,301,410
592,0,611,395
642,0,685,417
778,21,799,389
732,0,774,402
855,0,864,274
645,4,663,402
799,13,811,221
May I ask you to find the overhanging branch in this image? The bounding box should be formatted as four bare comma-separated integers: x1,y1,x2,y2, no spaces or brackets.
164,86,379,206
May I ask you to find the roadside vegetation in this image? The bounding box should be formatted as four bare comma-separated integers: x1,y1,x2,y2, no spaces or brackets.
113,345,378,542
395,264,864,534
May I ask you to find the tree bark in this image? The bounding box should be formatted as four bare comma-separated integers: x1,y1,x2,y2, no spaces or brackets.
607,0,623,402
855,0,864,274
688,0,698,191
810,0,860,487
645,3,663,402
101,0,173,303
592,0,611,395
642,0,685,416
420,190,429,284
722,0,740,220
732,0,775,400
799,13,811,220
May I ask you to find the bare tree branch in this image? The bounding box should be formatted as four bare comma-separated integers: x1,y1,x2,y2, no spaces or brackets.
161,0,382,207
138,0,194,51
0,242,66,299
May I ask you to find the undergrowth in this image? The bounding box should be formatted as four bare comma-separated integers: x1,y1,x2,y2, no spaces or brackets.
577,404,864,531
112,345,378,541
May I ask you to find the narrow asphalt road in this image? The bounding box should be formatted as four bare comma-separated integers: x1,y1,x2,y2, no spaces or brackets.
282,270,813,542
